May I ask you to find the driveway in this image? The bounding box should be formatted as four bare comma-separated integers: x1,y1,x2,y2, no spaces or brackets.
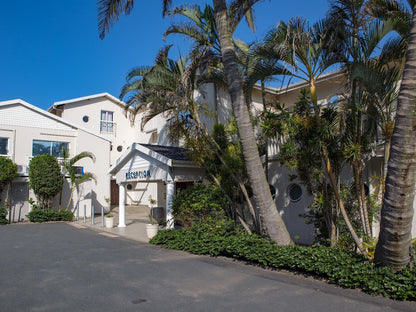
0,223,414,312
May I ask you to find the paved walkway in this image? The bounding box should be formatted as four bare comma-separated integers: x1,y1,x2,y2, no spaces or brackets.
72,205,152,243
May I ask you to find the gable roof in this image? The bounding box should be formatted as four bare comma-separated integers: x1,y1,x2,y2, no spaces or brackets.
0,99,111,142
108,143,197,175
140,144,190,161
48,92,126,112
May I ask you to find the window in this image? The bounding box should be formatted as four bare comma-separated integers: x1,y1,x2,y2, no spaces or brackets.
0,137,8,155
82,115,89,123
288,183,302,202
32,140,68,157
100,111,114,132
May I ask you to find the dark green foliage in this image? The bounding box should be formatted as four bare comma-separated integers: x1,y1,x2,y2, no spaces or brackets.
26,209,74,223
0,156,18,194
151,229,416,300
0,206,9,224
29,155,63,209
171,184,229,228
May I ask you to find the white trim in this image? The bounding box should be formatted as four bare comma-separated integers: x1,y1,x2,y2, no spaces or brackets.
108,143,199,175
253,69,346,95
51,92,125,108
0,99,111,142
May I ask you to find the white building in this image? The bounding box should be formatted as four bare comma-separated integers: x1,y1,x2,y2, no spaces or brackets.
0,99,111,220
1,72,415,243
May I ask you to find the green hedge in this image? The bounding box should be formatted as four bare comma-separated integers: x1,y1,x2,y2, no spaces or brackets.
150,229,416,301
27,209,74,223
0,206,9,224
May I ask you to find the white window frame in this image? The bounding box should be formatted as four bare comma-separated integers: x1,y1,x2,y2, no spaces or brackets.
32,140,69,158
100,110,115,133
0,137,9,157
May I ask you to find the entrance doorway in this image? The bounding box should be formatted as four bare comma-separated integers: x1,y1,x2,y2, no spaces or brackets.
110,180,119,206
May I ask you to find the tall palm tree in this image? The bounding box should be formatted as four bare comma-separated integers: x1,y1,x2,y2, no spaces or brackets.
98,0,293,244
211,0,292,244
374,2,416,269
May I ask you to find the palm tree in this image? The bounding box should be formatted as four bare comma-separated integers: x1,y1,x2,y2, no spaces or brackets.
98,0,293,244
374,2,416,269
211,0,292,244
59,148,96,212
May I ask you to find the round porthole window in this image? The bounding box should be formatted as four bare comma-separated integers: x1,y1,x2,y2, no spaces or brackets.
82,116,89,123
117,145,123,152
127,184,133,190
288,183,302,202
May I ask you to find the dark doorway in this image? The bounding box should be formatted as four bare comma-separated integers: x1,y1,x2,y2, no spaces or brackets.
110,180,119,206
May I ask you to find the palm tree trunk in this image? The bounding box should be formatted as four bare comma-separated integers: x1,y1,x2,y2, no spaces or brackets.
261,80,269,183
212,0,292,245
374,4,416,269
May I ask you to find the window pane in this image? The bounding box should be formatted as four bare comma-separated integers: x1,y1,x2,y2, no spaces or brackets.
32,140,51,156
52,142,68,157
0,137,8,155
100,111,114,132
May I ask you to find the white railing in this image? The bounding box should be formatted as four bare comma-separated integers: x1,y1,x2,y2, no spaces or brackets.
267,136,287,157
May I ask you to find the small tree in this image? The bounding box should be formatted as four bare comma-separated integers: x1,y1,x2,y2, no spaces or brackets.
0,156,18,195
29,155,63,209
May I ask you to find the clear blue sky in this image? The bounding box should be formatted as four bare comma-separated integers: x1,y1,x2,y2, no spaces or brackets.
0,0,330,110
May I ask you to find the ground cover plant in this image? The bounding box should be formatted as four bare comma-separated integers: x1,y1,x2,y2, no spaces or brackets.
150,228,416,301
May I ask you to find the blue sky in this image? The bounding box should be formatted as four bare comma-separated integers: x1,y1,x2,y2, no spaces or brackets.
0,0,330,110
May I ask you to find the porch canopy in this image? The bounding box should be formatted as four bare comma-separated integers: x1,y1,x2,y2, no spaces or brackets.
108,143,205,228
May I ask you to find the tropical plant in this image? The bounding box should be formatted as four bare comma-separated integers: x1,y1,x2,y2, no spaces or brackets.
29,155,63,209
59,148,96,212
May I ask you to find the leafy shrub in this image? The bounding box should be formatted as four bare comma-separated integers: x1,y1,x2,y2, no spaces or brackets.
0,156,18,194
29,155,63,209
0,205,9,224
150,229,416,300
171,184,228,228
27,209,74,222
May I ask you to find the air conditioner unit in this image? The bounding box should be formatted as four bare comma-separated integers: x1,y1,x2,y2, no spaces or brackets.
17,165,28,175
73,166,84,176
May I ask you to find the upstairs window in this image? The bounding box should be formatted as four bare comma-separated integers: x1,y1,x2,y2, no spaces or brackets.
32,140,68,158
0,137,8,156
100,111,114,133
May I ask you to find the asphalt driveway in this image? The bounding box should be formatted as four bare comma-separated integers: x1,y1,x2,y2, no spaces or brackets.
0,223,414,312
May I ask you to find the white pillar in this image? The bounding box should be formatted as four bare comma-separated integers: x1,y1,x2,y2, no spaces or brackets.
118,182,126,227
166,180,175,229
